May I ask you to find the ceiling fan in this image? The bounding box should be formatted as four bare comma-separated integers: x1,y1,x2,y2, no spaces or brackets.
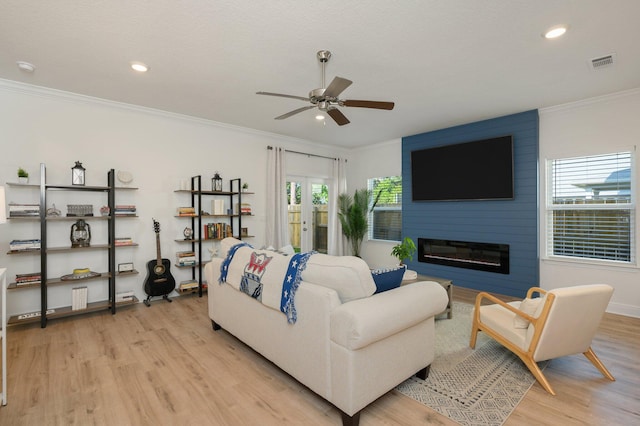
256,50,394,126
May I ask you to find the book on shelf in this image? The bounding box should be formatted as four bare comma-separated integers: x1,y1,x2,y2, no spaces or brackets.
177,206,196,216
179,279,199,291
17,309,55,321
15,272,42,285
114,205,137,216
114,237,134,246
115,290,135,303
235,203,252,215
211,199,225,215
203,222,232,240
72,286,88,311
9,239,41,252
8,203,40,217
176,250,196,265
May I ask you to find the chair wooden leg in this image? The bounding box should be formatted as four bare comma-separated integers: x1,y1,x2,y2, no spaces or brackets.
583,347,615,381
469,322,479,349
520,356,556,396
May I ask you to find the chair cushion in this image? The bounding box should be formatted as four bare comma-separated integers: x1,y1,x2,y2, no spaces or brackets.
371,266,406,293
478,301,528,350
514,297,544,328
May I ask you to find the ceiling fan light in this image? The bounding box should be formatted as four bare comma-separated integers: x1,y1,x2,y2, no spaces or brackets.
543,25,568,39
130,62,149,72
315,114,325,120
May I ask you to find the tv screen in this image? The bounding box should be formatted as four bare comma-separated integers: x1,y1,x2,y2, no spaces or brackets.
411,135,514,201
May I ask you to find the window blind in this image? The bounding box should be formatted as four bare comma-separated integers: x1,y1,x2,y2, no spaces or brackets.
547,151,634,263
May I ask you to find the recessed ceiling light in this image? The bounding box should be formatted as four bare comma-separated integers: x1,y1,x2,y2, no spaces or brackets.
16,61,36,73
543,25,568,39
130,62,149,72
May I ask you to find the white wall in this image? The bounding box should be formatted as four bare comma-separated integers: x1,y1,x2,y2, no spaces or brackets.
0,80,347,316
347,138,402,268
539,88,640,317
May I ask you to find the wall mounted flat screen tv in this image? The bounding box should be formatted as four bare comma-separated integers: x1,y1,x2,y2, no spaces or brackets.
411,135,514,201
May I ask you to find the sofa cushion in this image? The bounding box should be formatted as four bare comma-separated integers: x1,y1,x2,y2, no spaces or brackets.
371,265,406,293
302,254,376,303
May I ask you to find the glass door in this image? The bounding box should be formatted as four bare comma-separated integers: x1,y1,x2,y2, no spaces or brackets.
287,177,329,253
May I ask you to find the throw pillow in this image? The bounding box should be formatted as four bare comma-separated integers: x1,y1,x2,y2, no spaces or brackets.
371,266,406,294
514,297,543,328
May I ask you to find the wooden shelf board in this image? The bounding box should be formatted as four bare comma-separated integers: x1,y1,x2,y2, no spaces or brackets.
8,282,41,290
116,270,139,277
46,244,110,253
46,215,110,221
7,297,139,326
47,272,111,286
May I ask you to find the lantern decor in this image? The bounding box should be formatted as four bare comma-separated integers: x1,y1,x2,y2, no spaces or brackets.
70,219,91,248
71,161,86,186
212,171,223,192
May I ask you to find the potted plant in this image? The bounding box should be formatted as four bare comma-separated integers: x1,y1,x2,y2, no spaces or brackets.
391,236,417,266
338,188,382,257
17,167,29,184
242,182,249,192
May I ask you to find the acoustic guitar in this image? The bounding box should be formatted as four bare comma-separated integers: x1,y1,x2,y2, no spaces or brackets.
143,218,176,306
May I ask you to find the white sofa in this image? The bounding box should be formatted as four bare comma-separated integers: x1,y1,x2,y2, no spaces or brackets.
205,238,448,425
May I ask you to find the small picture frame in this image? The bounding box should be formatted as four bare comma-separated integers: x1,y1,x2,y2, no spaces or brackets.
118,262,134,273
241,227,248,237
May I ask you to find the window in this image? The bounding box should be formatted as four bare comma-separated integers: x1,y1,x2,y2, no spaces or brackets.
546,151,634,264
368,176,402,241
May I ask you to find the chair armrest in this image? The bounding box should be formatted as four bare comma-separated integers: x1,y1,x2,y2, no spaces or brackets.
526,287,547,298
474,292,537,324
331,281,448,350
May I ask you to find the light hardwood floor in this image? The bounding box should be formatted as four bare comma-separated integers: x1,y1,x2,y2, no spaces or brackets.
0,287,638,425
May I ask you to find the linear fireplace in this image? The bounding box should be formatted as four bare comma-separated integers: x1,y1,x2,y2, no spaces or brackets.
418,238,510,274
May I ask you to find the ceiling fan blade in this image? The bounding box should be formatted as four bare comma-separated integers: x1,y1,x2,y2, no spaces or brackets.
343,100,395,110
256,91,309,102
327,108,350,126
274,105,315,120
324,77,352,98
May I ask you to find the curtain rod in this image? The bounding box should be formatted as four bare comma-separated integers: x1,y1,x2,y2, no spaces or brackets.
267,145,342,161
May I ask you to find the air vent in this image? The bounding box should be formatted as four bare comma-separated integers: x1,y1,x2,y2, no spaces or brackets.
590,53,616,70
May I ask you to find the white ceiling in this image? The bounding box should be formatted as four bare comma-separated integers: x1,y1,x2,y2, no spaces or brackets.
1,1,639,148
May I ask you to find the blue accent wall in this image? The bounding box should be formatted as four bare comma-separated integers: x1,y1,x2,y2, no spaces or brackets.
402,110,539,297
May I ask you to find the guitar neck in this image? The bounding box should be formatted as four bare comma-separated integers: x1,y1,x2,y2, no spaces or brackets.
156,232,162,265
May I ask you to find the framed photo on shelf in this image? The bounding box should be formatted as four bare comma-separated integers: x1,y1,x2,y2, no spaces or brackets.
118,262,134,273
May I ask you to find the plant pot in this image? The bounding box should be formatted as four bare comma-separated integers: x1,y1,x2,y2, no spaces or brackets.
18,177,28,184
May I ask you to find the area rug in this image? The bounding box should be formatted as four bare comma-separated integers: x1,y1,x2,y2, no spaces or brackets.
396,302,546,426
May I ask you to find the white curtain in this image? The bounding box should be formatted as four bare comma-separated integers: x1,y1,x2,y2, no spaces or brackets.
266,146,289,248
328,158,347,255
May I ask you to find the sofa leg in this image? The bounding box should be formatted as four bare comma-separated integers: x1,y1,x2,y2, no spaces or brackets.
341,410,360,426
211,320,221,331
416,365,431,380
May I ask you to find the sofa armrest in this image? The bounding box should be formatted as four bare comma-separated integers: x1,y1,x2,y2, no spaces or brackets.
330,281,448,351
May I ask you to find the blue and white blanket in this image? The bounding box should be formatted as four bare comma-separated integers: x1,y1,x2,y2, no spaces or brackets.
219,242,313,324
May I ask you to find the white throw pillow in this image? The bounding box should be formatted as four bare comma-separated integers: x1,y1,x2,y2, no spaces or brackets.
302,254,376,303
514,297,543,329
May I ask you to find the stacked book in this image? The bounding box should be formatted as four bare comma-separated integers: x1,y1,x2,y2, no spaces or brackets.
179,279,199,291
114,205,137,216
203,222,232,240
15,272,41,286
236,203,252,215
9,239,41,252
71,286,88,311
176,250,196,266
116,290,135,303
114,237,134,246
177,206,196,216
8,203,39,217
